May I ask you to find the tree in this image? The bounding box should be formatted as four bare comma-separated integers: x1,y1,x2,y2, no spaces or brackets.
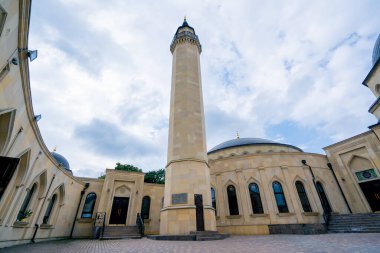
144,168,165,184
114,163,142,172
97,163,165,184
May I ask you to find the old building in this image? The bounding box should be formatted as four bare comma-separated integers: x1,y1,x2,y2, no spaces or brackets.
0,0,379,248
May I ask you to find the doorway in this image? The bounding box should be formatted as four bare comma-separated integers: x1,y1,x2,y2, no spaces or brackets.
359,180,380,212
0,156,20,200
109,197,129,224
194,194,204,231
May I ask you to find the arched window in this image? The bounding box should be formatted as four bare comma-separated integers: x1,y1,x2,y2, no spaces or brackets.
81,192,96,218
227,185,239,215
249,183,264,214
17,183,36,221
295,181,312,212
316,182,332,213
141,196,151,219
211,188,216,213
272,181,288,213
43,194,57,224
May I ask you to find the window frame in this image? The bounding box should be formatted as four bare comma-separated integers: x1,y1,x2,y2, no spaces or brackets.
295,181,312,213
42,194,57,224
211,187,217,214
140,196,151,219
248,182,264,214
17,183,37,221
272,181,289,213
81,192,97,219
226,185,239,215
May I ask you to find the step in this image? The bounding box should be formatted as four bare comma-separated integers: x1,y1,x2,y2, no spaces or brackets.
101,235,142,240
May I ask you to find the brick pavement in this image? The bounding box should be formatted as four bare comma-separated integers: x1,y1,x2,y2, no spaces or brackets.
1,234,379,253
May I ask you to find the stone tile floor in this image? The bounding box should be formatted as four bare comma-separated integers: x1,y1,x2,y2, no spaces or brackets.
1,234,379,253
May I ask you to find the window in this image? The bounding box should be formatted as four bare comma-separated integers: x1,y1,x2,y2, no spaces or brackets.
248,183,264,214
43,194,57,224
272,181,288,213
141,196,151,219
316,182,332,213
17,183,36,221
227,185,239,215
211,187,216,213
81,193,96,218
0,5,7,37
295,181,312,212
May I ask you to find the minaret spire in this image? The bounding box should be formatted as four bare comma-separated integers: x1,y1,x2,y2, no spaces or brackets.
160,20,216,235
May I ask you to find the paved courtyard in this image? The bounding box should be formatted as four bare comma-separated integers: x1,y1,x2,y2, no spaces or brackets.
1,234,379,253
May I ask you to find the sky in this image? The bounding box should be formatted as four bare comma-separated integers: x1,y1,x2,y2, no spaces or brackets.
28,0,380,178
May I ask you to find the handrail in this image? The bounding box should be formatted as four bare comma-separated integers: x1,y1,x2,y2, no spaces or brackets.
136,213,144,237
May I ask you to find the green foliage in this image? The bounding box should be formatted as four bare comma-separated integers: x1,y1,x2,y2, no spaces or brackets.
144,168,165,184
18,209,32,221
98,163,165,184
115,163,142,172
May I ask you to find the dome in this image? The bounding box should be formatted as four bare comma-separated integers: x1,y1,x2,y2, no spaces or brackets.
208,137,303,154
373,34,380,66
51,152,72,173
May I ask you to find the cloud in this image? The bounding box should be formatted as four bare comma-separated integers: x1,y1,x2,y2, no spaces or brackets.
27,0,380,177
74,119,157,157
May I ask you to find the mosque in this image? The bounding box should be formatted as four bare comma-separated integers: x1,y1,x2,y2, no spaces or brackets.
1,0,380,247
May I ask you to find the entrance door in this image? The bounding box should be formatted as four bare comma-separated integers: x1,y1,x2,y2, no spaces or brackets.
0,156,20,200
109,197,129,224
194,194,204,231
359,180,380,212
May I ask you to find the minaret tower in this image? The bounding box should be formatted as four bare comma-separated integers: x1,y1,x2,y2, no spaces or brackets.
160,18,216,235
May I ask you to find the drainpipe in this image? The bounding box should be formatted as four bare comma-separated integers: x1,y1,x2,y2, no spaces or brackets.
70,182,90,238
301,160,328,223
327,163,352,213
31,174,56,243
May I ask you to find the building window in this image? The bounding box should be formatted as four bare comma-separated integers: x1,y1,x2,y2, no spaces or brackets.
17,183,36,221
81,192,96,218
211,187,216,213
43,194,57,224
0,5,7,37
141,196,151,219
295,181,312,212
227,185,239,215
248,183,264,214
272,181,288,213
316,182,332,213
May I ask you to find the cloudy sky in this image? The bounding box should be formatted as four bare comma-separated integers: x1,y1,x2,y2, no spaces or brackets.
28,0,380,177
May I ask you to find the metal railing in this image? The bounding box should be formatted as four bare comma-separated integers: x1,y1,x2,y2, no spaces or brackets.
136,213,144,237
94,212,106,239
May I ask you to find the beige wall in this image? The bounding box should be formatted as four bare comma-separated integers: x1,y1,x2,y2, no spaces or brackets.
72,172,164,237
0,0,84,248
142,183,164,234
209,147,349,234
324,130,380,213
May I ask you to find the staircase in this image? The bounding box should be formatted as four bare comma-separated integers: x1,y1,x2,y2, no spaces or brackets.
190,231,229,241
328,213,380,233
101,226,142,239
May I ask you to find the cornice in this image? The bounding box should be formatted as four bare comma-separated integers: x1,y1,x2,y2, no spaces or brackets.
170,31,202,53
18,0,83,184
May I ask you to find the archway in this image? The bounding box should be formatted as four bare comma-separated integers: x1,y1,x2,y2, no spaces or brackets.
109,185,130,225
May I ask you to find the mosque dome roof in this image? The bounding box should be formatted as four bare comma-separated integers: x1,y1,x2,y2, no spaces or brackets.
207,137,303,154
373,34,380,66
51,152,72,173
